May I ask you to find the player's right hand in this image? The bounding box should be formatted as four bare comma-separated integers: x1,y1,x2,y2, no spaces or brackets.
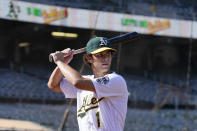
51,51,64,64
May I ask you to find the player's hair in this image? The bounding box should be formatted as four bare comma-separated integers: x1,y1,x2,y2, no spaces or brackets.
83,54,92,67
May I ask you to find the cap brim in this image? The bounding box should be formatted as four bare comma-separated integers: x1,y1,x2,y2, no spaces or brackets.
90,47,117,54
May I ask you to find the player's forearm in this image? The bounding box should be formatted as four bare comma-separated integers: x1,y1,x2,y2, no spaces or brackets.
47,67,63,92
56,61,95,92
56,61,83,85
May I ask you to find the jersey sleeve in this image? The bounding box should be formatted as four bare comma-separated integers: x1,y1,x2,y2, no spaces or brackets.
60,78,77,98
91,73,128,98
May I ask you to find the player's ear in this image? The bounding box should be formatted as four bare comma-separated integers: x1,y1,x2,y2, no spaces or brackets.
83,54,93,65
86,54,93,63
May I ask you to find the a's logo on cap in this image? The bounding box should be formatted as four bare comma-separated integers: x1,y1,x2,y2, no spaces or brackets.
100,38,108,46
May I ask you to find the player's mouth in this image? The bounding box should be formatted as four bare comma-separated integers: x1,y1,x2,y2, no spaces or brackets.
102,63,108,65
102,63,110,67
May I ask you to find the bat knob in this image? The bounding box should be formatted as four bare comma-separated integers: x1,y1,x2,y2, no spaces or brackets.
49,54,54,63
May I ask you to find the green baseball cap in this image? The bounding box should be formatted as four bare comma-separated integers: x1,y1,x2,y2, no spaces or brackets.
86,37,116,54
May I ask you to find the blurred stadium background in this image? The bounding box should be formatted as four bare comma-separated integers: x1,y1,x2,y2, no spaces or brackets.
0,0,197,130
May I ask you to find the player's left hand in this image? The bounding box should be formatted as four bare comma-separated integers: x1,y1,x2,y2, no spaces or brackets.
62,49,74,64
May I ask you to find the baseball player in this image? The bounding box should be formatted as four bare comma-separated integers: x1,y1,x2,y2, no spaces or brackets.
48,37,128,131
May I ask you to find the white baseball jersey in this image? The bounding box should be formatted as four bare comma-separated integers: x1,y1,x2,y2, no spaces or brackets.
60,72,128,131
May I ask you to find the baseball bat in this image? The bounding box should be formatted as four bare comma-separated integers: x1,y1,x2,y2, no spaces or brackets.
49,31,139,63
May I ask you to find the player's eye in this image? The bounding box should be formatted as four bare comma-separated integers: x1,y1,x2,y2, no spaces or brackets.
94,52,111,58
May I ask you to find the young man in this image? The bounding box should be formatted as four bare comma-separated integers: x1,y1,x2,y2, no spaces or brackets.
48,37,128,131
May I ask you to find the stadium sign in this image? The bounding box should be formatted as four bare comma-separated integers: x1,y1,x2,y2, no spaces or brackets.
27,7,68,24
0,0,196,38
122,18,171,34
6,0,20,19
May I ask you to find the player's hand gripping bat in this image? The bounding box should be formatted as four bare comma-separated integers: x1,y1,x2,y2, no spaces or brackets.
49,31,139,63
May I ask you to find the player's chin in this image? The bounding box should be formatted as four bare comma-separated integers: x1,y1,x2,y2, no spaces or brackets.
100,66,110,73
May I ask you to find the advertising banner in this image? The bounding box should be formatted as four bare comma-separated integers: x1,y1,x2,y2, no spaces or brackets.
0,0,196,38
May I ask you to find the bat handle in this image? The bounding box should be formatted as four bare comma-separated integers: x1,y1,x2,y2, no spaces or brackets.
49,54,54,63
49,47,86,63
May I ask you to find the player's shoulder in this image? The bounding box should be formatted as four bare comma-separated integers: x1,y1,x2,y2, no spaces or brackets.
82,73,126,83
108,72,128,91
108,72,126,82
108,72,125,78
